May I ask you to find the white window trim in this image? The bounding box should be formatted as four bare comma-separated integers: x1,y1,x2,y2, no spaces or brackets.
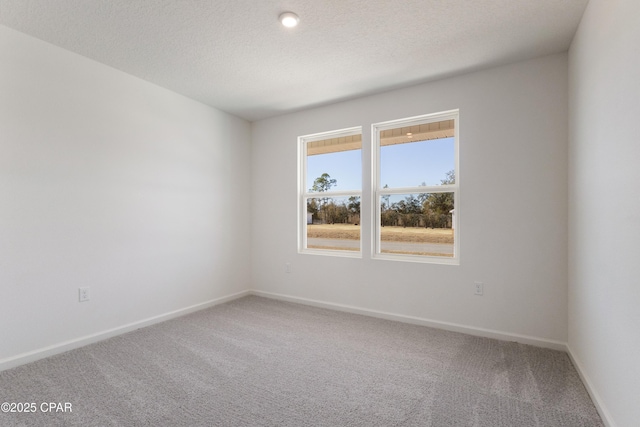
298,126,362,257
371,110,460,265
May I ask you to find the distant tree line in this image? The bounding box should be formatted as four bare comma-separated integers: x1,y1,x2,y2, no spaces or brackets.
307,173,360,224
381,170,454,228
308,171,454,228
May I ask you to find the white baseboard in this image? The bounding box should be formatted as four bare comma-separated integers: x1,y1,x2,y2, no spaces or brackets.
0,290,250,373
249,290,568,351
1,288,569,368
3,287,613,426
566,345,616,427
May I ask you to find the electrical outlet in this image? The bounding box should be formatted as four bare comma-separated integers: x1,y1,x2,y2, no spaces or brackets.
285,263,291,274
474,281,483,296
79,287,90,302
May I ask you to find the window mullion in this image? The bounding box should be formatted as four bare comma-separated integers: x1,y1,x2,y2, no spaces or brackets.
377,186,456,195
304,190,361,198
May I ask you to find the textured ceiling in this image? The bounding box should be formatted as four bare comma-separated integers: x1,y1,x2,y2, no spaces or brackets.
0,0,589,121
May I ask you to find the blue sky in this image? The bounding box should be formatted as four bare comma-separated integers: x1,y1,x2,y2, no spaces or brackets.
306,137,454,191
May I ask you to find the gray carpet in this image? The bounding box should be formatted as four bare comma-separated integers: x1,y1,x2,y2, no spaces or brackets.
0,296,602,426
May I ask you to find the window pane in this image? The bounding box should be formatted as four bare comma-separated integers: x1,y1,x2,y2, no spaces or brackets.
380,120,454,188
379,193,454,257
307,134,361,192
306,196,360,252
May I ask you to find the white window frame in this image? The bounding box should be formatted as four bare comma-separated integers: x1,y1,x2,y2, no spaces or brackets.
371,110,460,265
298,126,362,257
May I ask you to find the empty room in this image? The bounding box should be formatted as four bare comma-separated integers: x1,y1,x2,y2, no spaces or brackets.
0,0,638,426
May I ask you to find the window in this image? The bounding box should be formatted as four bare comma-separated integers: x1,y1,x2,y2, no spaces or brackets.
298,127,362,256
297,110,459,264
372,110,459,263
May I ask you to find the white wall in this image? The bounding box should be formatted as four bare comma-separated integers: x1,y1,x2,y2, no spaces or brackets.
251,53,569,344
0,25,251,365
568,0,640,425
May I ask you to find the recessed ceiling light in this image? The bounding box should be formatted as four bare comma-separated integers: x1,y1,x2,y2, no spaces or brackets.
279,12,300,28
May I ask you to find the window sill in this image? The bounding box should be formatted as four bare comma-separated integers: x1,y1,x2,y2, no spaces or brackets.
372,252,459,265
